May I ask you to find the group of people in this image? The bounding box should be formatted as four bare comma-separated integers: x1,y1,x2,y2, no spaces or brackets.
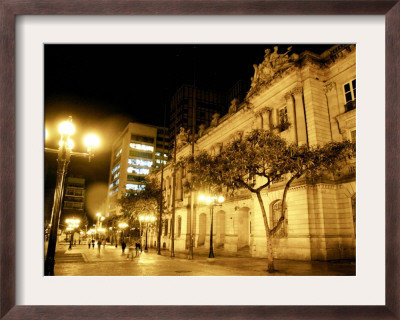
121,240,142,259
86,239,142,258
88,239,106,250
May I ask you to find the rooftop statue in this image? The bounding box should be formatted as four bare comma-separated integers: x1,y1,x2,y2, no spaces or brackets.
228,98,240,114
198,124,206,138
176,127,188,149
250,46,298,90
210,113,220,127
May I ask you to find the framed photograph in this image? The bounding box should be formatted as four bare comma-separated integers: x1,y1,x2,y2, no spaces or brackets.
1,1,399,319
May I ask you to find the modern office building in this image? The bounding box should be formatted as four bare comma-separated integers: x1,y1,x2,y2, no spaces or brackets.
60,177,88,239
106,122,168,217
169,85,225,150
62,177,86,216
157,44,356,261
168,80,250,151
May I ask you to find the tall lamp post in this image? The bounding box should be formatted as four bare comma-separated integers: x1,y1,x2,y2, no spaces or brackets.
44,116,99,276
198,194,225,259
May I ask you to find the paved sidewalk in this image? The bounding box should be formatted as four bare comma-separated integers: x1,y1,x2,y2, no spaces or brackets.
52,242,355,276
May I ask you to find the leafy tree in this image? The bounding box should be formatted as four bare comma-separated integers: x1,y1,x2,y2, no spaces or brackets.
181,129,355,272
117,177,165,245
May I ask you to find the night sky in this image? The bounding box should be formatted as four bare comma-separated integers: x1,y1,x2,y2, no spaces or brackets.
44,44,334,218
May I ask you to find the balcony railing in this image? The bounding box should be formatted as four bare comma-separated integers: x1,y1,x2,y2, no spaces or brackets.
345,100,356,112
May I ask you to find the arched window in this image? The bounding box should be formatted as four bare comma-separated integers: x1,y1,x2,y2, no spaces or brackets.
270,200,287,238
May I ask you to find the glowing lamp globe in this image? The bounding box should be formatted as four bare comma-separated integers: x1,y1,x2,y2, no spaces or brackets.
84,134,100,148
58,121,75,136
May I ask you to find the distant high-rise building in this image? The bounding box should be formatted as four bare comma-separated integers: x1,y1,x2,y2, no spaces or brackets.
106,122,168,217
62,177,86,220
169,85,225,149
168,82,250,150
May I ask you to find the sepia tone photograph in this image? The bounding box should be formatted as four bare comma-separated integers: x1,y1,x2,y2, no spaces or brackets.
44,44,356,277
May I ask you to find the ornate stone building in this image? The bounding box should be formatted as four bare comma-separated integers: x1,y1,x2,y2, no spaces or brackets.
157,45,356,260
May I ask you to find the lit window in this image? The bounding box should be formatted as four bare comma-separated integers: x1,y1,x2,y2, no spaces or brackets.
115,148,122,158
129,143,154,152
109,187,119,195
128,158,153,167
127,167,150,175
112,164,120,174
113,171,120,180
126,184,145,191
109,179,119,189
155,152,161,156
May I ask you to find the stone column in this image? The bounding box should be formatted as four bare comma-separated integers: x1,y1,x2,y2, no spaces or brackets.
292,87,308,146
271,108,279,133
285,92,297,143
324,82,342,141
256,112,264,129
257,107,271,130
264,107,272,131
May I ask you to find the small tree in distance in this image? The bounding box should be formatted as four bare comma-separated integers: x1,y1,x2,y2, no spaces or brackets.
117,178,165,246
180,129,355,273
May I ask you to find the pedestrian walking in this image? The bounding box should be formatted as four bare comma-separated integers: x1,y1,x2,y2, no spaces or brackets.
121,241,126,254
135,241,141,256
88,240,91,249
97,240,101,254
92,239,95,249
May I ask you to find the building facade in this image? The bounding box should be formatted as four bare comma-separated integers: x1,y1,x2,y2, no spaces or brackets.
62,177,86,218
106,122,169,217
158,45,356,261
60,177,87,241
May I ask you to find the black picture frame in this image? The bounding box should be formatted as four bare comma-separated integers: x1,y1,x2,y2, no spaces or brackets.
1,1,399,319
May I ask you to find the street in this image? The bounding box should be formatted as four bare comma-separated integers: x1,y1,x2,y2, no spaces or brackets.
51,242,356,276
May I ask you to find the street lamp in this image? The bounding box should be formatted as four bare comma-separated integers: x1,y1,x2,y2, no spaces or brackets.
139,215,155,251
44,116,99,276
198,194,225,259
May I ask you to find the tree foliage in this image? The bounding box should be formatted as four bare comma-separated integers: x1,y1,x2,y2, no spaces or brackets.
118,177,164,220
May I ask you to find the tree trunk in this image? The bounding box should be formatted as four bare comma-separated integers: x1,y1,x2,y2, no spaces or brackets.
281,175,296,221
266,232,274,272
255,191,274,272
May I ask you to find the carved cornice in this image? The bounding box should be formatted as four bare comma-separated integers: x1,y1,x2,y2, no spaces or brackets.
291,87,303,96
256,107,271,116
284,92,293,101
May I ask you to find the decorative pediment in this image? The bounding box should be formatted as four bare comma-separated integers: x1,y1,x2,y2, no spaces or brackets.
247,46,299,98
